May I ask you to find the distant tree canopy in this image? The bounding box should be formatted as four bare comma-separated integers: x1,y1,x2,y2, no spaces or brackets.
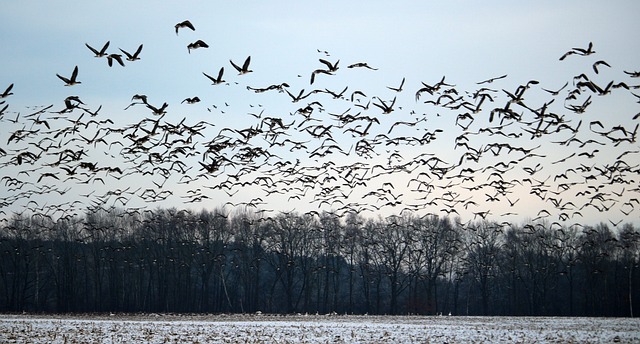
0,207,637,316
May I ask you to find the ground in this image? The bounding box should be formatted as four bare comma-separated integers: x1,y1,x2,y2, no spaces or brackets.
1,313,638,343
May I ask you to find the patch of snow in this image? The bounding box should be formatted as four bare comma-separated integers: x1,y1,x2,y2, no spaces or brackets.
1,314,638,343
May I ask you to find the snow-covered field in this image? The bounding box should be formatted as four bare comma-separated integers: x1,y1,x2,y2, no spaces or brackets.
1,313,638,343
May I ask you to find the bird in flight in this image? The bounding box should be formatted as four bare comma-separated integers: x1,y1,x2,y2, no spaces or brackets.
85,41,110,58
319,58,339,72
175,20,195,35
0,84,13,98
182,97,201,104
119,44,143,61
373,96,396,114
347,62,378,70
56,66,81,86
187,40,209,53
477,74,507,85
230,56,253,75
592,60,611,74
387,77,405,92
559,42,595,60
203,67,225,85
106,54,125,67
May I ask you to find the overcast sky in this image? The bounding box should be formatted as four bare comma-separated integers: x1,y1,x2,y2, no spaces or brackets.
1,1,639,227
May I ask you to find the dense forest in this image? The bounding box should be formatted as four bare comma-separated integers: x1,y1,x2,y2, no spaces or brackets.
1,207,637,316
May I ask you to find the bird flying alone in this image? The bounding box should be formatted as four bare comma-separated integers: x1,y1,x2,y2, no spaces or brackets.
182,97,201,104
477,74,507,85
57,66,81,86
187,40,209,53
347,62,378,70
175,20,195,35
230,56,252,75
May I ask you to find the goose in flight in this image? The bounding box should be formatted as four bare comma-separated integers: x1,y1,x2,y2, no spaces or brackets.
85,41,110,57
477,74,507,85
106,54,125,67
0,84,13,98
542,81,568,96
181,97,201,104
559,41,595,60
203,67,225,85
592,60,611,74
119,44,143,61
373,96,396,114
319,58,339,72
310,69,332,85
387,77,405,92
624,70,640,78
187,40,209,53
175,20,195,35
347,62,378,70
56,66,81,86
230,56,252,75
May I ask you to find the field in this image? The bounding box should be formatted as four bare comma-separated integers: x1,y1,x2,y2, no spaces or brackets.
1,314,638,343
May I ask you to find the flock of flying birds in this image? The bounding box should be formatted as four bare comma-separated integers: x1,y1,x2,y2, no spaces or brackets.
1,19,639,230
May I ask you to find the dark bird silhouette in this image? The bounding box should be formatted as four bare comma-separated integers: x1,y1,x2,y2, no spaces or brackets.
85,41,110,57
119,44,143,61
623,70,640,78
559,42,595,60
347,62,378,70
181,97,201,104
106,54,125,67
230,56,252,75
542,81,568,96
285,89,312,103
203,67,226,85
373,97,396,114
592,60,611,74
187,40,209,53
477,74,507,85
0,84,13,98
146,102,168,115
319,58,339,72
175,20,195,35
310,69,333,85
387,77,405,92
56,66,81,86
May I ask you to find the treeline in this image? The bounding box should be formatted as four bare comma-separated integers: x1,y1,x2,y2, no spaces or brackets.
0,207,638,316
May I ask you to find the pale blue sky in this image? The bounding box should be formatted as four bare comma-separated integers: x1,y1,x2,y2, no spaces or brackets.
1,1,639,226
